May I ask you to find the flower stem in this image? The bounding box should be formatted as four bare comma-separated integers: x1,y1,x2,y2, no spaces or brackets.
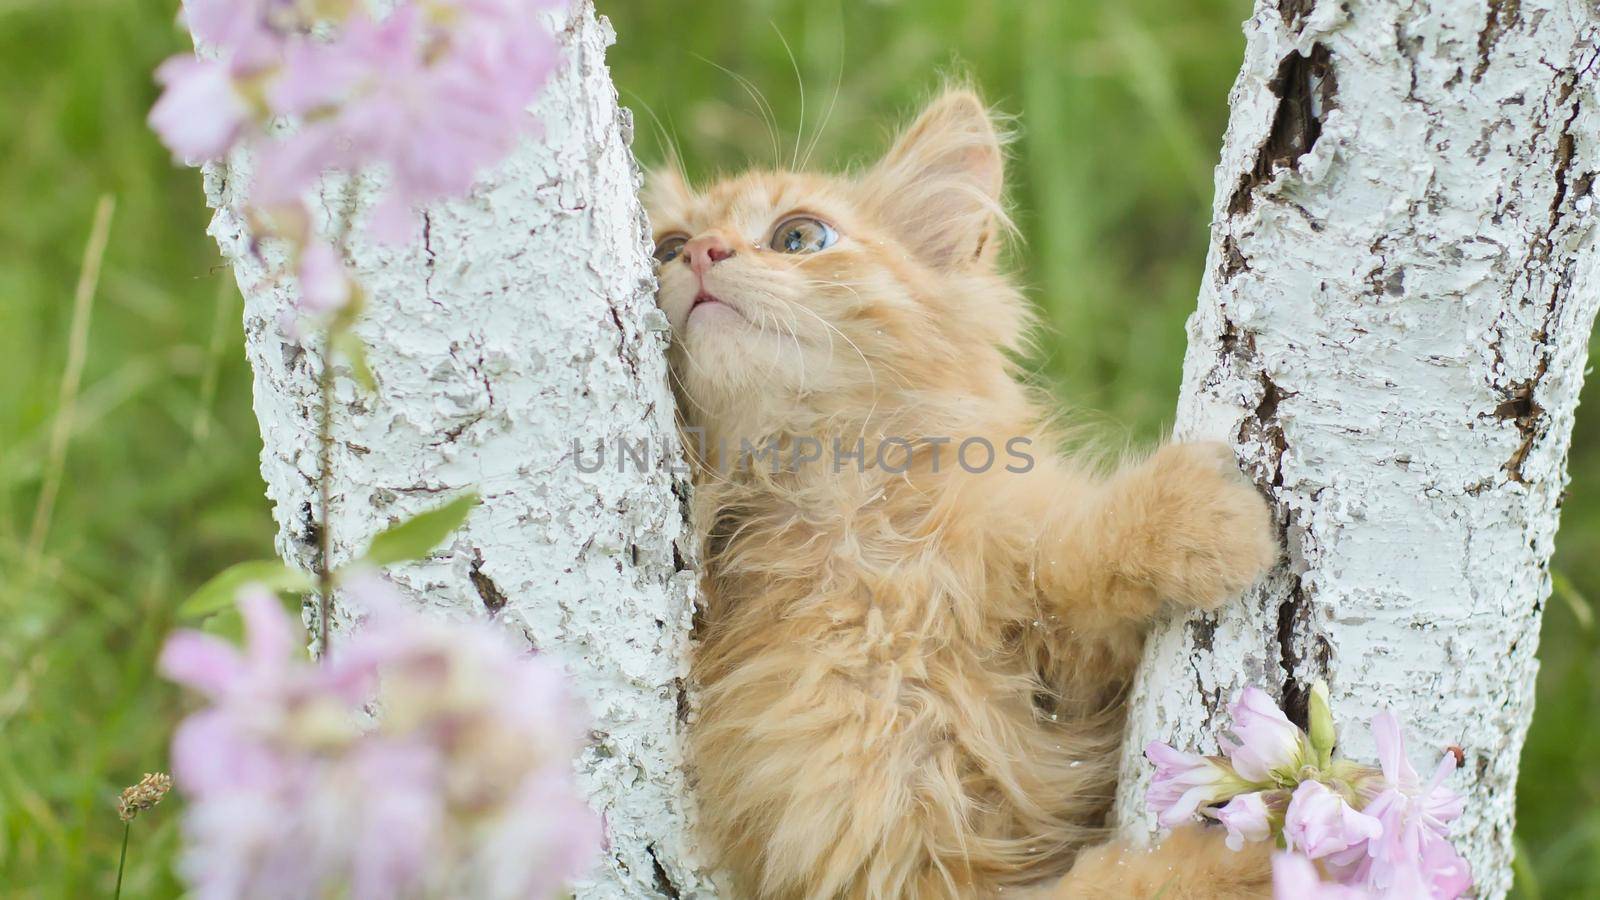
114,821,129,900
317,331,336,658
315,189,357,660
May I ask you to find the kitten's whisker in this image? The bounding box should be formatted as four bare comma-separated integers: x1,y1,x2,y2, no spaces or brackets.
797,278,867,302
624,89,689,187
767,299,810,393
675,336,722,395
754,307,791,386
769,21,805,171
796,277,872,288
749,288,829,365
667,360,716,421
793,302,917,391
800,14,845,172
754,288,904,399
679,423,742,492
692,54,783,171
772,314,807,395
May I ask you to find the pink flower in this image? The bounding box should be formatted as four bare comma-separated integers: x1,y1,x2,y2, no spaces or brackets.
1284,780,1382,865
1213,791,1274,851
1221,686,1313,782
1145,742,1254,828
1367,712,1466,828
1272,853,1372,899
1353,713,1472,899
149,56,249,163
1151,688,1472,900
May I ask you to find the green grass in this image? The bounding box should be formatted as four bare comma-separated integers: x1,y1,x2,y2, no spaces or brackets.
0,0,1594,896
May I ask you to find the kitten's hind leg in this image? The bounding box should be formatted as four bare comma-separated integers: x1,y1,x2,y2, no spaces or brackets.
1040,826,1272,900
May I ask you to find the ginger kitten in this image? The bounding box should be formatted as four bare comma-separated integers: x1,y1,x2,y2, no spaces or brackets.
646,88,1278,899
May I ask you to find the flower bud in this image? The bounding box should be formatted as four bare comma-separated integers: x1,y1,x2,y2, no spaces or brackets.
1308,680,1337,769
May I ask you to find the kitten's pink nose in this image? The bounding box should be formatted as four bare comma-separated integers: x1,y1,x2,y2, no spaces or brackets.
685,234,736,276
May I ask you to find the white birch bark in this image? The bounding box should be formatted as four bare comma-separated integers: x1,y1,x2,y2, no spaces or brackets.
1113,0,1600,894
198,4,715,897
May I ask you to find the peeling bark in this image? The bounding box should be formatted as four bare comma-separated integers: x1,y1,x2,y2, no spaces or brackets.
198,5,715,897
1114,0,1600,895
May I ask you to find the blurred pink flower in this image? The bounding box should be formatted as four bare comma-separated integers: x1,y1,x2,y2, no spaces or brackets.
1272,853,1371,899
149,56,249,163
1284,780,1382,865
285,2,563,241
1221,686,1313,782
160,581,599,899
154,0,568,243
1144,742,1254,828
296,241,352,314
181,0,282,52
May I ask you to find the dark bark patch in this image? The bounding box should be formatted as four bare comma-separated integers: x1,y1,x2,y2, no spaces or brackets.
300,500,321,552
469,549,509,615
1221,235,1251,280
1276,578,1312,729
674,676,691,723
1384,268,1407,296
1255,376,1282,422
1228,45,1337,217
1544,128,1579,259
1487,74,1585,483
1239,372,1290,488
1278,0,1318,30
1219,320,1253,359
1472,0,1521,84
1497,378,1545,483
647,844,683,899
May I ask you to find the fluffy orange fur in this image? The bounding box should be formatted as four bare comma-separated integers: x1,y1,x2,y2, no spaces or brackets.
646,87,1279,899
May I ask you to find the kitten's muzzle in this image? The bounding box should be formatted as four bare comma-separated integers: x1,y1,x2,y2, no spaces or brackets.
685,233,736,276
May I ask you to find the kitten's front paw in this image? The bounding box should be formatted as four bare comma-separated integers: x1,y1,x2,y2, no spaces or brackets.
1124,442,1279,610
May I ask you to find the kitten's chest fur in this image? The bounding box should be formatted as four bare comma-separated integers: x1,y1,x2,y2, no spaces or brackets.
693,474,1127,711
697,473,999,650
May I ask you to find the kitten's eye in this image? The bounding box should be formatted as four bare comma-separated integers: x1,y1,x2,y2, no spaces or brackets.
769,216,837,254
653,234,688,265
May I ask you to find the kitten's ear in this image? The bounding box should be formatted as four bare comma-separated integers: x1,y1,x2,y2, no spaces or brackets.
863,89,1007,269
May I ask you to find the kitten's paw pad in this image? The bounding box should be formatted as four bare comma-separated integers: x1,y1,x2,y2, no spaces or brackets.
1130,442,1279,609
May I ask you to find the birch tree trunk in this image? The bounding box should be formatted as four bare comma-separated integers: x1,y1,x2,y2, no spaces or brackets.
1113,0,1600,895
199,4,714,897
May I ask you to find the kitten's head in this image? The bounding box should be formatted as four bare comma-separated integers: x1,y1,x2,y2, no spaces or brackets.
645,88,1028,433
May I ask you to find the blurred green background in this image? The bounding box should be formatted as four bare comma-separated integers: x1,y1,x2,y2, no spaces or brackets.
2,0,1595,896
